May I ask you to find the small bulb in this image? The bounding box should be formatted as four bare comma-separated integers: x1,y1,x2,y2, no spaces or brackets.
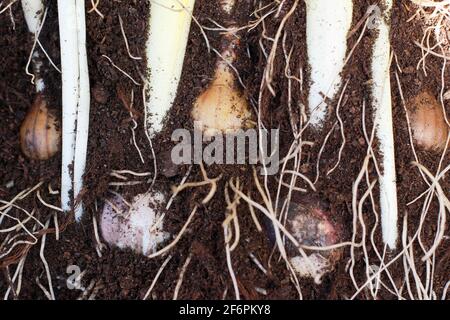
20,95,61,160
409,91,449,152
192,64,253,138
100,192,170,256
267,197,342,282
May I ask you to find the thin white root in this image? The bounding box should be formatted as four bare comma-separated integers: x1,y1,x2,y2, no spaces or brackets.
146,206,198,259
39,219,55,300
173,253,192,300
143,254,172,300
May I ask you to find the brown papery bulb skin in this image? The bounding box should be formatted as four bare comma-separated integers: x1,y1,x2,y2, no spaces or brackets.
20,95,61,160
192,64,253,138
409,91,449,152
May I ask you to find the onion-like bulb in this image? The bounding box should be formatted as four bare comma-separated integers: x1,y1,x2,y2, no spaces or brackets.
409,91,449,152
191,6,253,138
20,94,61,160
100,192,170,255
192,63,253,138
266,197,342,283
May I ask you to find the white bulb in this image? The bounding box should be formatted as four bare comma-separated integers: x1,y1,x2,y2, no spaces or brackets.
100,192,170,255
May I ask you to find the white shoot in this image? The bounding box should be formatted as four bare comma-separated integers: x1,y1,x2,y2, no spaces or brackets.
58,0,90,220
73,0,90,220
372,0,398,249
21,0,45,92
305,0,353,127
146,0,196,136
21,0,43,34
59,0,79,213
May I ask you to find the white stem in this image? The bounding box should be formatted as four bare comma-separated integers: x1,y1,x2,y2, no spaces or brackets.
21,0,45,92
73,0,90,221
21,0,43,34
146,0,195,137
372,0,398,249
305,0,353,128
58,0,79,212
58,0,90,220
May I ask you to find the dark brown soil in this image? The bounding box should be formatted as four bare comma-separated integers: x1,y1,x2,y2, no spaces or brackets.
0,0,448,300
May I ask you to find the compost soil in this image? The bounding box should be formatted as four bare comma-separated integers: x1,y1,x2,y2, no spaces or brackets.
0,0,448,299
